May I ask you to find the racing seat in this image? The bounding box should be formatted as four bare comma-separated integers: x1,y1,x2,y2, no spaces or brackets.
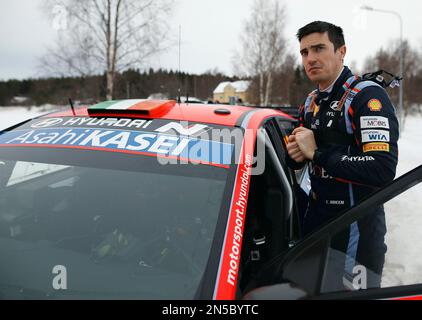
264,187,286,258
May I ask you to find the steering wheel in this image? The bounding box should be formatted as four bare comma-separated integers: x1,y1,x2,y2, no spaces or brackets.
91,226,203,276
135,228,203,276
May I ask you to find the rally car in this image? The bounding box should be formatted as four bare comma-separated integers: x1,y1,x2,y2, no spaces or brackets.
0,99,420,300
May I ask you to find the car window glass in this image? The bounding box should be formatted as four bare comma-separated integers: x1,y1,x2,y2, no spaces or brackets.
0,153,227,299
319,183,422,294
239,128,293,293
7,161,69,186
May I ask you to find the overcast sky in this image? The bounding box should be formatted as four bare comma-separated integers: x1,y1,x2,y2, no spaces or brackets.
1,0,421,80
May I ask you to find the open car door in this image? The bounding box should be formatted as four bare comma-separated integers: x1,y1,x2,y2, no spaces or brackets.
244,165,422,300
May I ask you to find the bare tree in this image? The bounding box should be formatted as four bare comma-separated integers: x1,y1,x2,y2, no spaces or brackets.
234,0,287,106
363,39,422,116
40,0,175,100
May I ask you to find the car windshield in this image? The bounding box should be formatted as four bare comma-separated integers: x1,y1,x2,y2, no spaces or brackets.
0,146,229,299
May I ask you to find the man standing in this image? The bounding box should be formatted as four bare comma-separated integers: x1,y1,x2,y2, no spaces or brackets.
287,21,399,289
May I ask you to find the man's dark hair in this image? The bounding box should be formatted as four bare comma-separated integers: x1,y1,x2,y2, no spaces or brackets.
296,21,345,51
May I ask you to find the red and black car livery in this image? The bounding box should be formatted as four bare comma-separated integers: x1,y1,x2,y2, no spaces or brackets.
0,99,420,300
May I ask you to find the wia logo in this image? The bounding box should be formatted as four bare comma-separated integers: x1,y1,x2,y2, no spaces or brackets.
368,133,388,141
362,130,390,143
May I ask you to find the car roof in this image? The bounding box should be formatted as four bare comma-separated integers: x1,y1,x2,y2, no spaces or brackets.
43,100,294,127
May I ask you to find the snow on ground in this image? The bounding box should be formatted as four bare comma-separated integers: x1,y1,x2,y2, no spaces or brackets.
0,107,421,289
0,105,66,130
0,106,44,130
383,115,422,288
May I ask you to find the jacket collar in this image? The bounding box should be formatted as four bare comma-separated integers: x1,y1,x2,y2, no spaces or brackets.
315,66,353,103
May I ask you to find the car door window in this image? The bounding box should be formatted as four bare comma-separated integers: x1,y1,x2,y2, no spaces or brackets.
383,180,422,289
269,117,305,244
239,125,294,293
255,166,422,299
319,177,422,294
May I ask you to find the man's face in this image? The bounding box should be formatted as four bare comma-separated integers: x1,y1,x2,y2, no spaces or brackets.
299,32,346,88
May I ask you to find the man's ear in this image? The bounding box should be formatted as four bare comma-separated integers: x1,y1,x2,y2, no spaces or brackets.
338,45,347,62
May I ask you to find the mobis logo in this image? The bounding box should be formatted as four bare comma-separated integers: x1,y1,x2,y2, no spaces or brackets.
360,116,390,129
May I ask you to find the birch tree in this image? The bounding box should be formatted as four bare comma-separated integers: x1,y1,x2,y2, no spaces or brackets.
41,0,175,100
234,0,287,106
363,39,421,117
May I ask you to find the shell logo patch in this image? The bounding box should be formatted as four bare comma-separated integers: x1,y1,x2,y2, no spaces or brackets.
368,99,383,112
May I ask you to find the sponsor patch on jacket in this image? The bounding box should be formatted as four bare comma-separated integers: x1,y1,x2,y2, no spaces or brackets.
367,99,383,111
360,116,390,129
363,142,390,153
330,100,341,111
341,155,375,162
313,104,320,117
361,129,390,143
326,200,345,205
0,128,234,166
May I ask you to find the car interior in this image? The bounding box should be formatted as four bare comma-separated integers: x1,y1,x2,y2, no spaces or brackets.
238,128,299,296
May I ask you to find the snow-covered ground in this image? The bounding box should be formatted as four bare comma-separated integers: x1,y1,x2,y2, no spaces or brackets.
383,116,422,287
0,106,45,129
0,105,65,130
0,106,421,290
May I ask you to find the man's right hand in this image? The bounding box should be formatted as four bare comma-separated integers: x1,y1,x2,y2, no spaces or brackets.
287,134,306,163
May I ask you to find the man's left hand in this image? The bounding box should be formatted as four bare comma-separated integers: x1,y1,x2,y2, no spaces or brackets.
292,127,318,160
